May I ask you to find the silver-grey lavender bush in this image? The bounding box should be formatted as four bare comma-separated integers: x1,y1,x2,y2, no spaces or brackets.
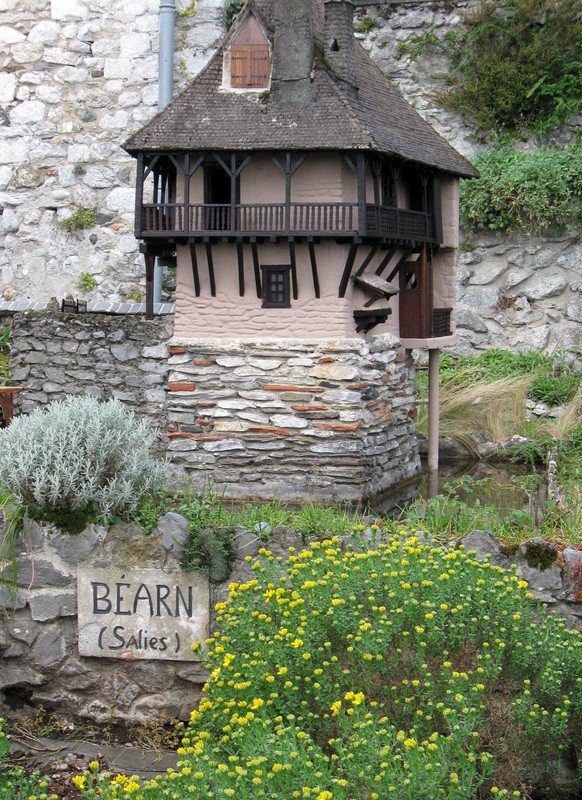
0,397,165,520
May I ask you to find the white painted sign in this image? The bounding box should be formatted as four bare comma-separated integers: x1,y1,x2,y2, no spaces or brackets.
77,567,209,661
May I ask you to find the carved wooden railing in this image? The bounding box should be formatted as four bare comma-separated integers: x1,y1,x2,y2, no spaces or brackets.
139,202,434,241
365,205,434,241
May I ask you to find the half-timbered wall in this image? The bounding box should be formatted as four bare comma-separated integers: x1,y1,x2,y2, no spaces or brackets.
174,240,396,339
180,153,356,207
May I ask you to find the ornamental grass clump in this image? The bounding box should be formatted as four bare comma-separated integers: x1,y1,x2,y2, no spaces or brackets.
0,396,165,525
76,532,582,800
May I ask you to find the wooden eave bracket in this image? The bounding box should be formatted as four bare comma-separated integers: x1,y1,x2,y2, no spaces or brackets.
353,271,400,300
353,308,392,333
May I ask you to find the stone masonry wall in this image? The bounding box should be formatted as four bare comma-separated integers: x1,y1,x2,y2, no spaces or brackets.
8,310,173,426
0,0,224,305
1,0,580,356
166,334,421,502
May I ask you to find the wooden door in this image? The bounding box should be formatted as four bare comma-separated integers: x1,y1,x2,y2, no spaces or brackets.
399,246,432,338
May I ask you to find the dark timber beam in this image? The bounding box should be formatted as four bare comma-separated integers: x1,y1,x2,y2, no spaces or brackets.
356,153,367,236
355,243,379,277
142,154,161,182
338,243,358,297
251,240,261,298
135,153,144,237
183,153,191,233
272,153,307,233
145,250,155,320
342,153,357,176
205,241,216,297
237,240,245,297
387,248,414,283
308,239,320,298
374,245,399,276
189,240,200,296
289,239,298,300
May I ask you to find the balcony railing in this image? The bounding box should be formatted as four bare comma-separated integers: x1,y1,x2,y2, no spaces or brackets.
139,202,435,242
365,205,434,241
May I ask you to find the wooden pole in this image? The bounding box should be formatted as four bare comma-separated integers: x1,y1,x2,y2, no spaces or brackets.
427,347,440,496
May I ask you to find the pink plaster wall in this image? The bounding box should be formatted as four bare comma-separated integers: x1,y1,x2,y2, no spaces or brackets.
433,176,459,323
440,176,459,250
174,240,385,339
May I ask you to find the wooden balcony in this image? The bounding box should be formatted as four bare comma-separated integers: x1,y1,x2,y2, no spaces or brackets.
138,202,436,243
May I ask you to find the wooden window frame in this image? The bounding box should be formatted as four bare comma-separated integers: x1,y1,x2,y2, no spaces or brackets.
227,14,271,91
261,266,291,308
230,44,270,89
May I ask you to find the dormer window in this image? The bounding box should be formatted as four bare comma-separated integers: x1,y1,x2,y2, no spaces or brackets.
225,14,271,90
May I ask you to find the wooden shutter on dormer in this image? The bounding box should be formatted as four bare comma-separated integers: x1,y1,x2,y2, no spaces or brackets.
231,45,270,87
230,14,270,88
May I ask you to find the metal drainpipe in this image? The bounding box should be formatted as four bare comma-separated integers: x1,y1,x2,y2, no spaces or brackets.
154,0,177,305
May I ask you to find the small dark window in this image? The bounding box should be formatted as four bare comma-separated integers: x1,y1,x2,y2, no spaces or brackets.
261,266,291,308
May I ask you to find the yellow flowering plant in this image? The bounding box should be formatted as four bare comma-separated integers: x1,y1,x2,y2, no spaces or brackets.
74,532,582,800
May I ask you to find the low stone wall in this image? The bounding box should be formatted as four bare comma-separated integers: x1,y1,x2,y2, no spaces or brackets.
0,517,208,723
8,310,173,424
1,517,579,726
166,334,421,502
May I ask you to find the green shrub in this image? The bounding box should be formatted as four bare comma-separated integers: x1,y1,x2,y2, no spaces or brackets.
0,397,165,524
460,143,582,233
76,533,582,800
399,0,582,136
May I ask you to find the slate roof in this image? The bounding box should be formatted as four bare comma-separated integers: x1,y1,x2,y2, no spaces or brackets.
123,0,476,178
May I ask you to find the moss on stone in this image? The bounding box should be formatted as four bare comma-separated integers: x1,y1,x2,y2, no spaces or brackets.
521,539,558,571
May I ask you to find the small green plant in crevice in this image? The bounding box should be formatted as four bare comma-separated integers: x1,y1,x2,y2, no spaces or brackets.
521,539,558,571
354,15,375,33
177,0,196,18
225,0,243,27
125,290,142,303
77,271,97,292
57,205,96,232
396,29,444,62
